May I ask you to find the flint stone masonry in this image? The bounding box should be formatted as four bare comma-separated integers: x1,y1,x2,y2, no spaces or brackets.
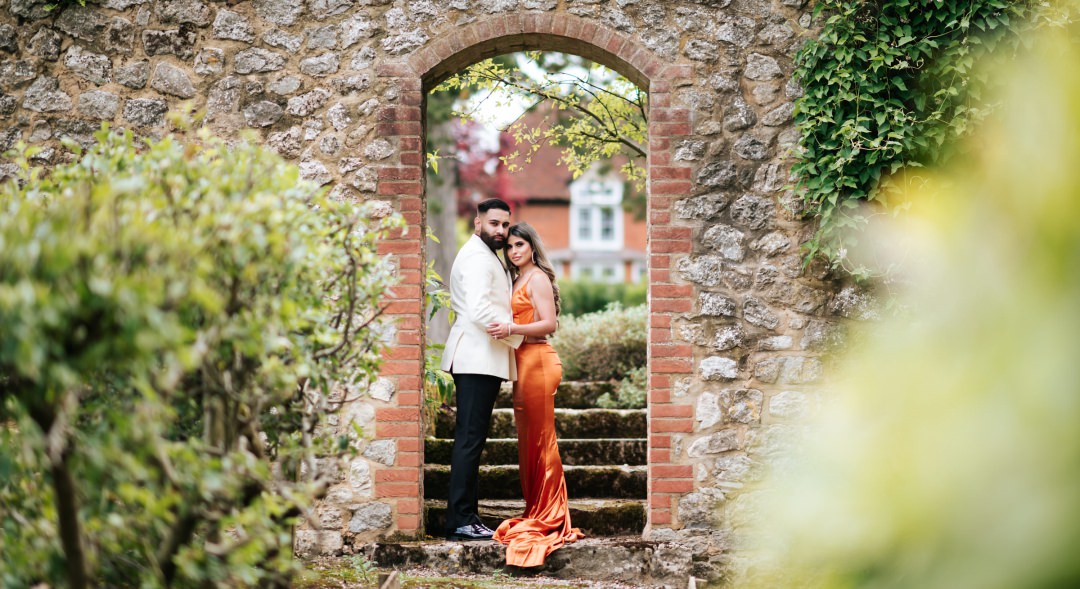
77,90,120,120
22,76,71,112
64,45,112,85
0,1,867,582
123,98,166,127
151,62,196,98
115,60,150,88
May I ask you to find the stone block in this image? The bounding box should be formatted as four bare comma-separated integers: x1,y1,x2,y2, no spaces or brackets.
28,27,62,61
0,61,38,90
56,7,135,54
151,62,195,98
253,0,305,26
115,60,150,89
381,29,428,55
701,356,737,381
348,502,392,533
287,87,331,116
0,24,17,54
703,224,745,261
213,9,255,42
700,292,737,317
263,29,304,52
9,0,52,20
141,26,197,59
243,101,284,127
64,45,112,85
22,76,72,113
307,25,338,49
729,194,774,230
744,53,783,80
269,76,302,95
77,90,120,120
687,429,739,457
714,325,743,351
742,297,779,330
363,439,397,466
156,0,212,26
235,48,287,74
123,98,167,127
719,388,762,424
696,160,737,188
194,48,225,76
300,52,341,77
340,14,376,49
299,159,333,185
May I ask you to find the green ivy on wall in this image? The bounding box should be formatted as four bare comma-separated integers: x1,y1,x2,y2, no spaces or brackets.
791,0,1052,276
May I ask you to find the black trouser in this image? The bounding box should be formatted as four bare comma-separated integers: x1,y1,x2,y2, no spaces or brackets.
445,372,502,533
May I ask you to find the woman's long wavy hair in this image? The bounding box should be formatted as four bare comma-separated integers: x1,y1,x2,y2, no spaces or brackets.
506,222,561,316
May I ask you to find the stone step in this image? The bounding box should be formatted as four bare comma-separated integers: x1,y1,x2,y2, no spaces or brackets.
423,498,646,537
358,537,693,586
433,407,646,439
424,437,646,466
423,464,647,500
448,381,616,410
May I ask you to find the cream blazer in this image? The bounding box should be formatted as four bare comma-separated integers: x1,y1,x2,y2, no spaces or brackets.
440,234,524,380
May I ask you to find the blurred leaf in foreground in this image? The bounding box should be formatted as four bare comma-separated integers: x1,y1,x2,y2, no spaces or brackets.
742,14,1080,589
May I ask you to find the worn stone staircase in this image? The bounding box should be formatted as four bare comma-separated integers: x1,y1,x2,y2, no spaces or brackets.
365,383,699,585
423,381,648,537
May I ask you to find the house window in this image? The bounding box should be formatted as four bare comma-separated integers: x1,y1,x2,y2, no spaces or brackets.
570,177,623,251
600,207,615,241
578,207,592,241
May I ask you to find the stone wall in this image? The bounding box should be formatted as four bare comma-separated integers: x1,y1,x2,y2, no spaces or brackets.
0,0,863,580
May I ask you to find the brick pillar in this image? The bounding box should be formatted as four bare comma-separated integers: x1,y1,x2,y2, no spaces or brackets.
373,62,426,535
645,70,696,528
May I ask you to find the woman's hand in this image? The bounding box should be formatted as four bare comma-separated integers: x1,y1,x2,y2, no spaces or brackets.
486,322,512,339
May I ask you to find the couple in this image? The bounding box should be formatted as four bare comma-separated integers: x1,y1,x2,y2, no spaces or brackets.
439,198,584,567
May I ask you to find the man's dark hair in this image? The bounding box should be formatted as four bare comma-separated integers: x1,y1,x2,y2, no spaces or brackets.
477,198,511,215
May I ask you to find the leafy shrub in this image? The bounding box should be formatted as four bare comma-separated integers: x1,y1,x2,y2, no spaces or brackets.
552,303,646,382
792,0,1044,274
0,127,398,588
597,365,647,409
558,279,646,317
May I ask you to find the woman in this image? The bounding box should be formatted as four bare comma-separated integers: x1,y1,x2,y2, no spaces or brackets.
485,223,584,567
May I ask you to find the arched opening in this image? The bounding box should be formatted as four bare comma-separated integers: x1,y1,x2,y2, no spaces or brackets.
421,49,650,539
370,13,696,539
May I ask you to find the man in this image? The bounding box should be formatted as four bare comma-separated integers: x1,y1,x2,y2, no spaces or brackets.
440,198,523,541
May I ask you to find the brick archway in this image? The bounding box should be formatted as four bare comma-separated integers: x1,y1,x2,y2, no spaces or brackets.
370,12,696,537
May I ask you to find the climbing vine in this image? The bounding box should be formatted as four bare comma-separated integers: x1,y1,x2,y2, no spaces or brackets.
791,0,1057,275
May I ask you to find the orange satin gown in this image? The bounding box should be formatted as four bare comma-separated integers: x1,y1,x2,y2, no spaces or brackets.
493,282,584,567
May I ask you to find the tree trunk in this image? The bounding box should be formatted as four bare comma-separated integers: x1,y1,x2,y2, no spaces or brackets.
426,120,461,347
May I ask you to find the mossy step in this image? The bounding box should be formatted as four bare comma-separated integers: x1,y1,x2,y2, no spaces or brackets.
423,498,646,537
423,464,647,500
447,381,618,410
360,537,695,585
433,408,646,439
424,437,646,466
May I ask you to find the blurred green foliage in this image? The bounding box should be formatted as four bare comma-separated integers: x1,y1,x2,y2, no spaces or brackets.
551,303,646,383
558,279,646,318
745,15,1080,589
596,365,647,409
792,0,1051,275
0,127,398,588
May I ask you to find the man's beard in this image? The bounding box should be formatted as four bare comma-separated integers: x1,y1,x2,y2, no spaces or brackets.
478,229,505,251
